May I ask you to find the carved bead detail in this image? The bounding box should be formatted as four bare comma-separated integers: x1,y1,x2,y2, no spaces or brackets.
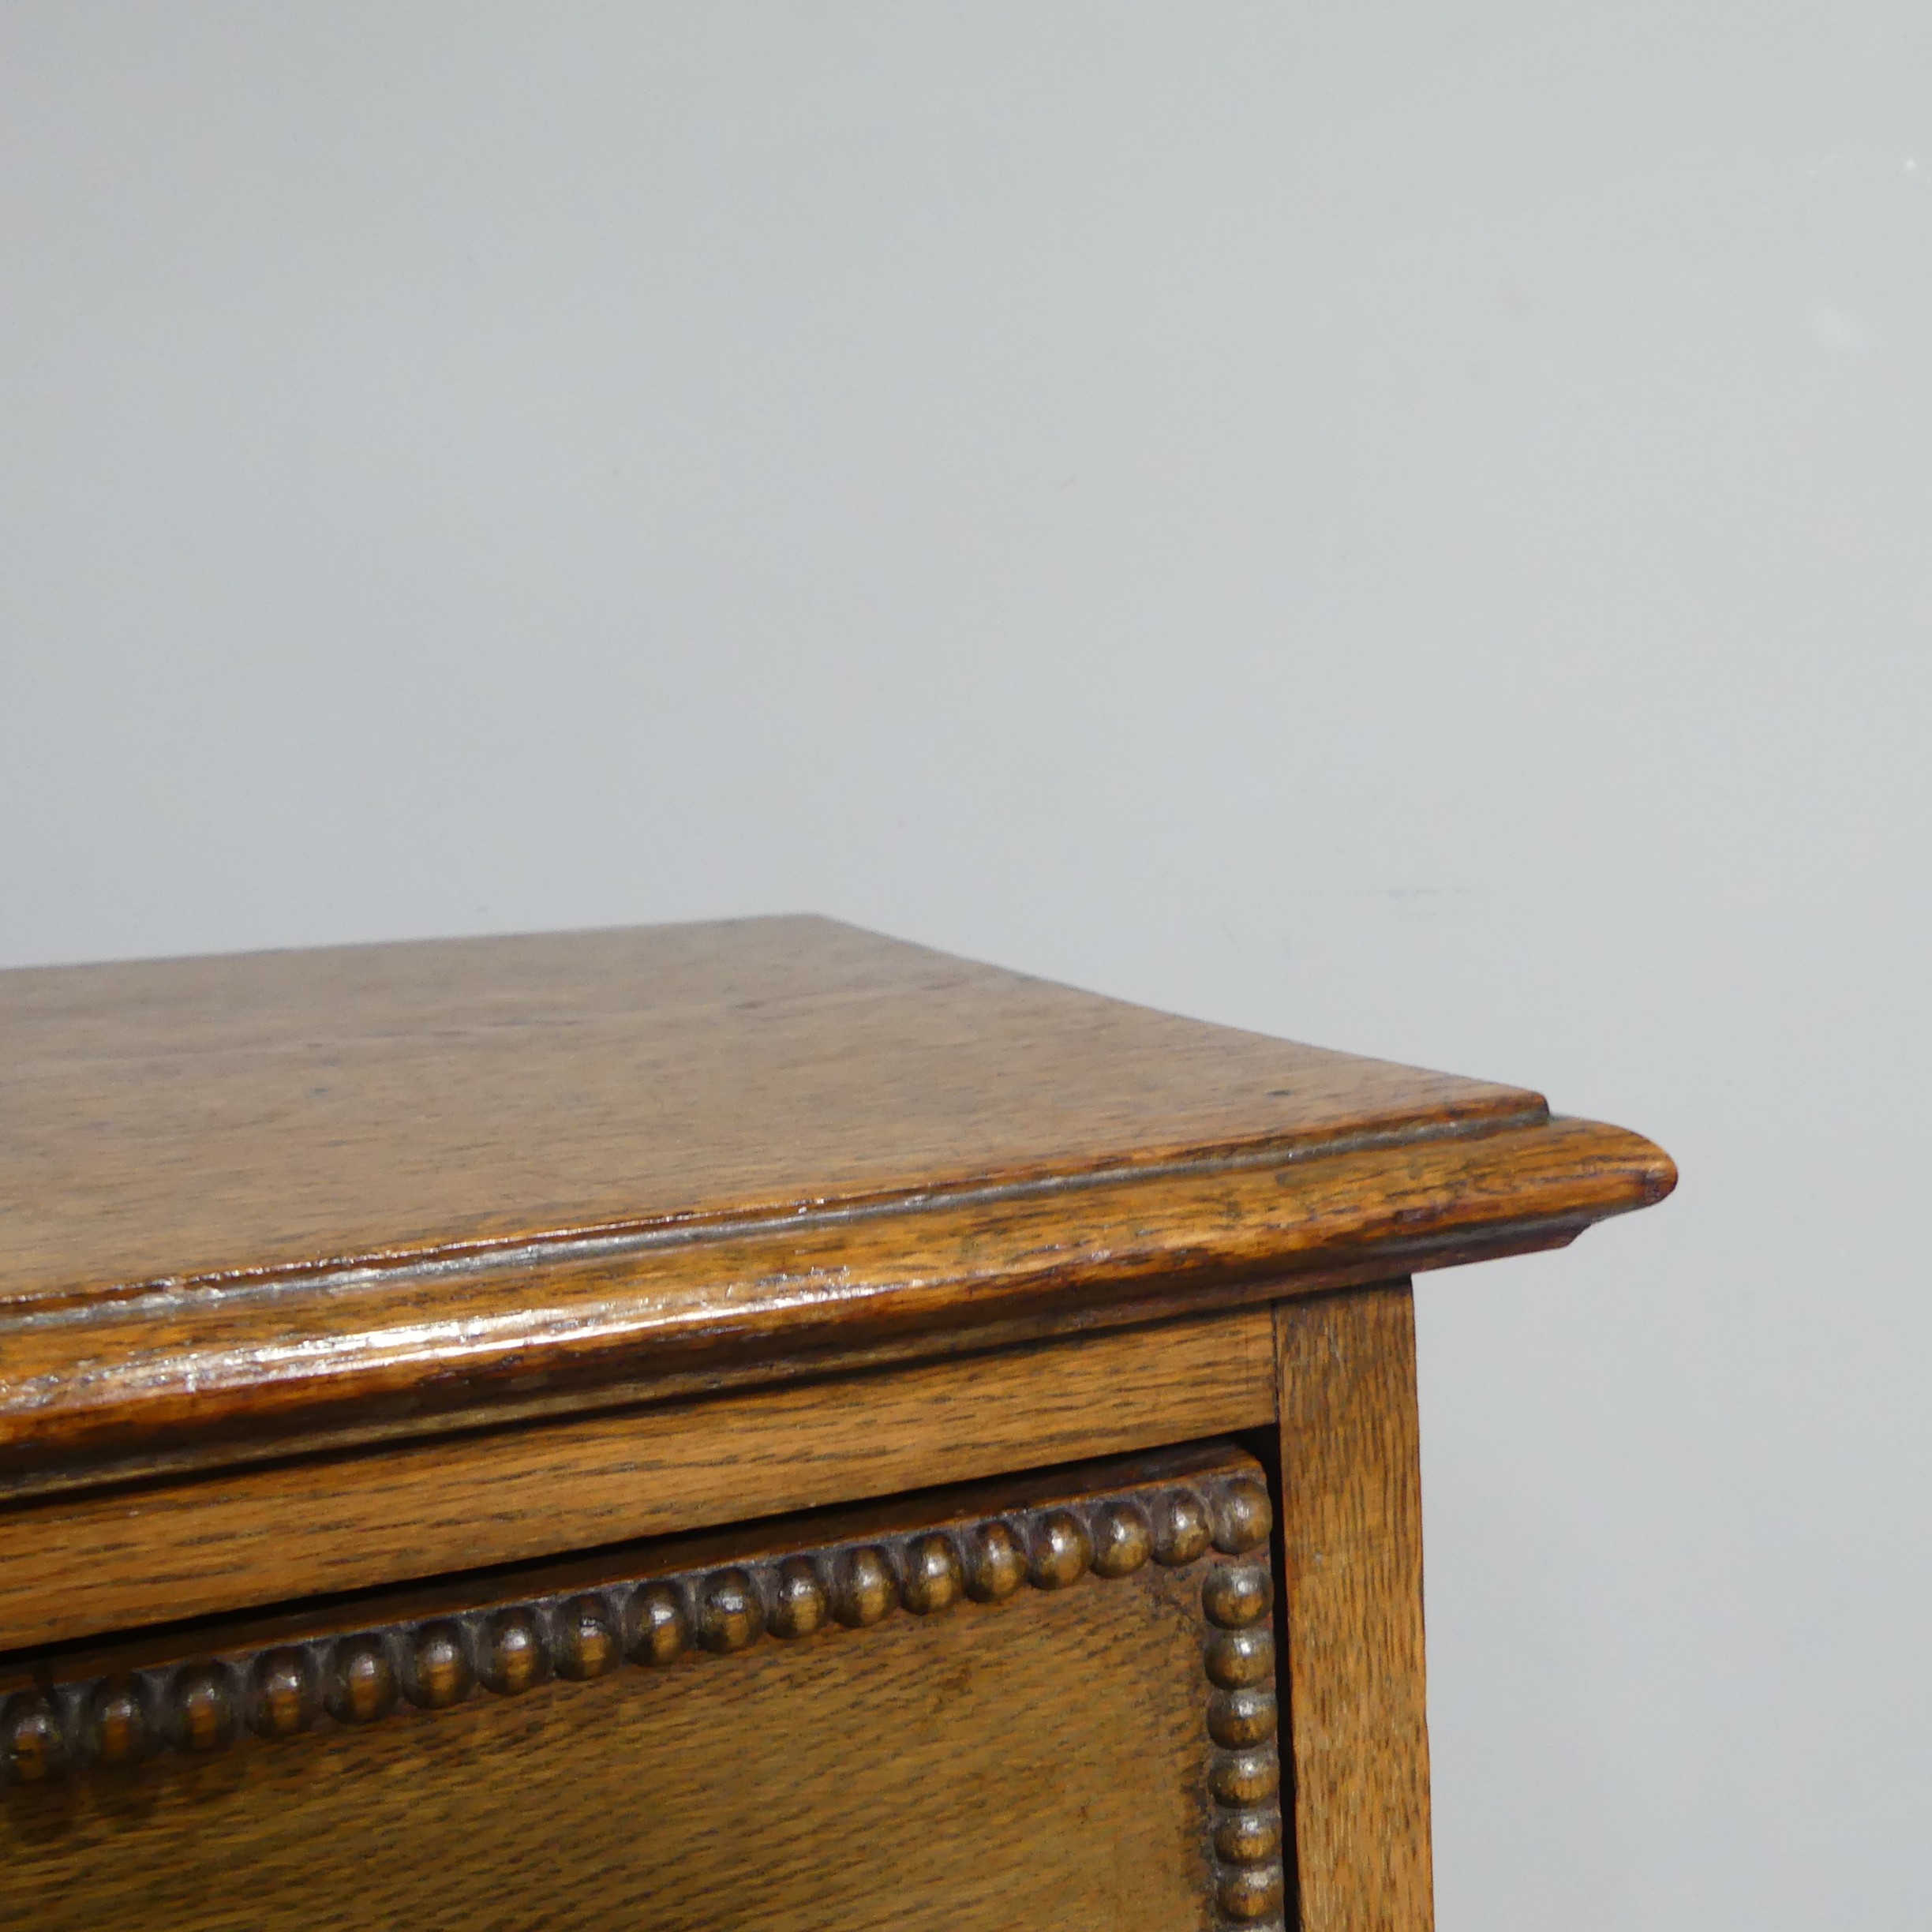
695,1569,765,1653
1214,1808,1283,1866
328,1637,398,1725
833,1546,899,1628
1209,1745,1281,1807
1204,1627,1275,1690
1153,1487,1213,1566
1027,1510,1092,1589
769,1556,829,1639
481,1608,545,1694
0,1448,1283,1896
1196,1527,1283,1930
409,1623,474,1710
962,1520,1026,1602
248,1647,317,1739
1090,1500,1153,1578
88,1676,152,1767
2,1692,65,1783
1208,1687,1278,1749
902,1534,964,1616
556,1596,620,1680
625,1582,690,1666
1216,1863,1287,1921
174,1664,238,1752
1211,1477,1273,1556
1202,1563,1271,1630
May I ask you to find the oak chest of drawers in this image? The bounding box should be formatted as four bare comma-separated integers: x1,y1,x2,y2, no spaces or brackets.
0,916,1672,1930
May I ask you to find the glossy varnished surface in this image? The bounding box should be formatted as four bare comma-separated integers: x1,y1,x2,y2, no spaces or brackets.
1,1443,1282,1932
0,918,1673,1488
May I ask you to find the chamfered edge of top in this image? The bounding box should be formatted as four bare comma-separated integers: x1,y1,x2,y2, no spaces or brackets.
2,912,1556,1311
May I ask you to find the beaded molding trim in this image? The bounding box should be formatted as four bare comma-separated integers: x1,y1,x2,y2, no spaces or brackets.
2,1466,1286,1930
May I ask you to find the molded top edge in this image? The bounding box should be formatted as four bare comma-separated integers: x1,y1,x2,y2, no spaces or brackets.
2,915,1545,1310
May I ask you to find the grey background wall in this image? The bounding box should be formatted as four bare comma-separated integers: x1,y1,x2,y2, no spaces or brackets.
3,7,1927,1925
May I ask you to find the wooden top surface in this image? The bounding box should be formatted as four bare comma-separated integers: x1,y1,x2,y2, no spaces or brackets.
0,917,1674,1490
2,915,1539,1307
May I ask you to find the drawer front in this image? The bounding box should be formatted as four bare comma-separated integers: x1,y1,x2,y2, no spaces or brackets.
2,1443,1284,1932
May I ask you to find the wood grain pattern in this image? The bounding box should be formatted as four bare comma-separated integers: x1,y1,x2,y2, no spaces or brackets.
2,915,1538,1307
0,1306,1276,1653
1275,1285,1434,1932
0,916,1675,1492
2,1444,1282,1932
0,918,1682,1930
